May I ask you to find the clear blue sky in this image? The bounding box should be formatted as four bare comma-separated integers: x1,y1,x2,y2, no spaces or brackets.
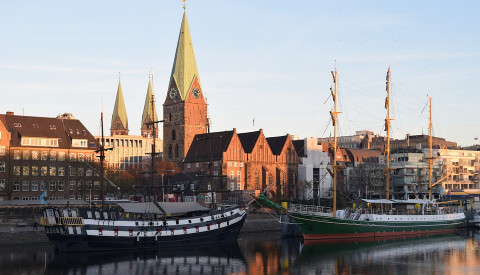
1,1,479,146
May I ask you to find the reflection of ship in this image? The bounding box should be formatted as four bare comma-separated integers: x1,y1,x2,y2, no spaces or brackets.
295,234,470,274
46,241,247,274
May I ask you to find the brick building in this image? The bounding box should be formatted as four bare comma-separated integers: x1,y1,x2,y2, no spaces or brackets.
183,129,300,202
0,111,101,201
163,11,208,163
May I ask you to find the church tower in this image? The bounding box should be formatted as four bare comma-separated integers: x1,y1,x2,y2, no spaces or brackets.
141,78,159,138
110,79,129,136
163,10,208,162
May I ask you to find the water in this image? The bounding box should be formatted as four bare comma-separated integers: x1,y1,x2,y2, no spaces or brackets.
1,231,479,274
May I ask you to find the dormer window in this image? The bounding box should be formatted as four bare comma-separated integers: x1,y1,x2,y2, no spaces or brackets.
69,129,73,134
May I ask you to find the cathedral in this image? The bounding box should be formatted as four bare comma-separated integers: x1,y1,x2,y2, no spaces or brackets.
162,10,300,202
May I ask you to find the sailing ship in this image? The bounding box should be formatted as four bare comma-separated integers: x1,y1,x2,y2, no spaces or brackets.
41,85,247,252
255,67,465,243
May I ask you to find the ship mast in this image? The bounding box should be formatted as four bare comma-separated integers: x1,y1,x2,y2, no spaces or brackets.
385,67,393,200
330,68,340,217
428,96,433,200
100,110,106,207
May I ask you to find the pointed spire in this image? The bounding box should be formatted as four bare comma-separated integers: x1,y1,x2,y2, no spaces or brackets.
111,78,128,135
141,77,158,137
170,10,201,101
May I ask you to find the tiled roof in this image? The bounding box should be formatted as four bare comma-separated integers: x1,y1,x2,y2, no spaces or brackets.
184,130,234,162
0,113,100,150
266,135,288,155
237,131,261,153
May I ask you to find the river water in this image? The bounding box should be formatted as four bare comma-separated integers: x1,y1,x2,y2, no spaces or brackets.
1,230,479,274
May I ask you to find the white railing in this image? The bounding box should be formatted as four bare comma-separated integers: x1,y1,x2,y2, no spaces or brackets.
289,204,331,215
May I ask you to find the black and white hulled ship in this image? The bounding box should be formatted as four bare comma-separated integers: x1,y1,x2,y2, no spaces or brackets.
41,201,247,252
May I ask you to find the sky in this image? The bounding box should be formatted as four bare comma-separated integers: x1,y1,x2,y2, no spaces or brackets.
1,1,479,146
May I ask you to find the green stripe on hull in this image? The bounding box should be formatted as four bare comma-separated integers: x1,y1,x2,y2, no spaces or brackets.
290,213,463,237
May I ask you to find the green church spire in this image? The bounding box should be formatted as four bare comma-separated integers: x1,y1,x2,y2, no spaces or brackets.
141,78,158,137
170,11,201,101
111,79,128,135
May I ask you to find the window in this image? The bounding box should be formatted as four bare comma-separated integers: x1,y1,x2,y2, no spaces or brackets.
70,167,76,176
172,129,176,140
77,195,82,200
41,166,47,176
58,167,65,176
70,181,76,191
22,166,30,176
78,153,84,162
94,181,100,190
70,153,76,161
49,181,56,191
0,179,5,190
49,166,56,176
196,163,199,168
40,181,46,191
230,183,234,191
14,150,21,160
0,146,5,156
23,150,30,160
78,167,84,176
70,195,75,200
228,162,232,167
237,171,241,180
13,166,20,176
230,171,234,180
58,181,64,191
237,183,241,190
13,182,20,191
22,181,29,191
239,162,243,167
207,184,211,191
254,171,259,190
31,166,38,176
214,171,218,176
0,162,5,172
31,181,38,191
94,195,99,200
168,145,172,159
50,151,56,161
41,151,48,161
32,151,39,160
187,163,191,168
175,144,179,158
78,181,83,189
58,152,65,161
86,181,92,189
214,161,218,167
86,169,93,177
234,162,237,167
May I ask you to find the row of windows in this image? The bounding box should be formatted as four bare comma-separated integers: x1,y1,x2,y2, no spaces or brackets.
99,138,143,148
12,165,94,177
230,183,242,191
21,137,59,147
230,171,241,180
12,150,92,162
11,180,100,192
186,161,243,168
15,195,100,201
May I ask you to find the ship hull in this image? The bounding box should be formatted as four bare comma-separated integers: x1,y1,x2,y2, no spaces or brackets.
289,212,464,244
47,213,246,252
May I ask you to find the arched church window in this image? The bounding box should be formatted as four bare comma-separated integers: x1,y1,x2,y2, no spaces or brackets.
175,144,179,158
168,144,172,159
169,113,172,121
172,129,176,141
254,171,259,190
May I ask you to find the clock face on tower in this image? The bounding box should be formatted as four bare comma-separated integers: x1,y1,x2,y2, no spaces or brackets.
115,123,122,129
192,88,200,99
169,88,178,99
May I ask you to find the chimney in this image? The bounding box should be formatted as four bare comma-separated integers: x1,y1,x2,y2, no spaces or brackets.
6,111,14,116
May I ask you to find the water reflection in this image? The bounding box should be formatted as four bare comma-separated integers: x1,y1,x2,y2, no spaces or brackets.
1,231,479,274
46,242,246,275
